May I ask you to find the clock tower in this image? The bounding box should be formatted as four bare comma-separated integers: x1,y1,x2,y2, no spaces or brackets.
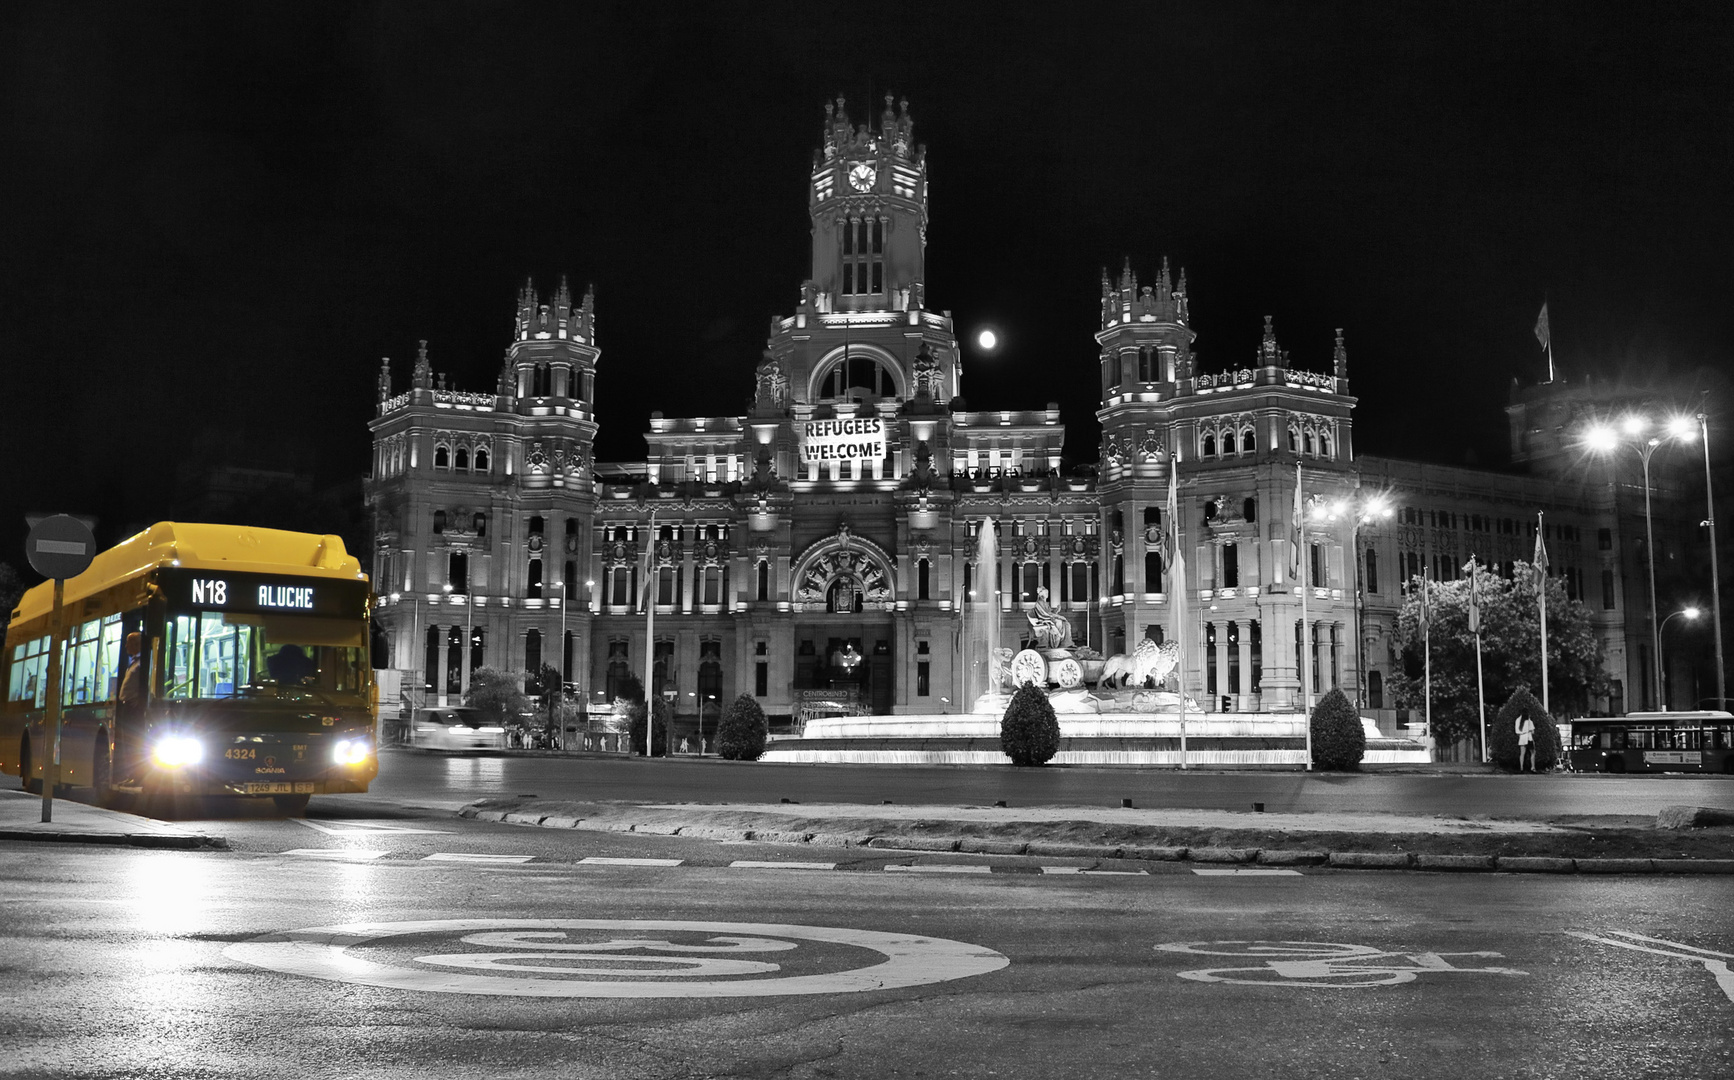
808,95,927,315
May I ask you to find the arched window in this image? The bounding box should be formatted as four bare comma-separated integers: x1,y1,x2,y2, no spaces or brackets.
1288,427,1300,452
434,444,450,468
432,510,446,534
1242,429,1256,454
455,446,469,470
818,353,899,403
525,629,541,676
473,513,487,537
1319,433,1333,459
1243,497,1257,524
1369,670,1384,709
756,560,770,602
1202,433,1216,458
1145,551,1163,593
1304,431,1316,456
917,558,931,600
1138,347,1155,382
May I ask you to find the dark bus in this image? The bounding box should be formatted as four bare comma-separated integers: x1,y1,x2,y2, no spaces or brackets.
3,522,385,811
1565,711,1734,775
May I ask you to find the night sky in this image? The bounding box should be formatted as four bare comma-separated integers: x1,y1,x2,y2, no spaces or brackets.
4,2,1732,567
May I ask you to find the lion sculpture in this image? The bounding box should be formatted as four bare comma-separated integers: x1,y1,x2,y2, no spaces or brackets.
1098,638,1181,691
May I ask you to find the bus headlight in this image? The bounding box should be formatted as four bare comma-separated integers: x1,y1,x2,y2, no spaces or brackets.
153,736,204,767
332,738,372,765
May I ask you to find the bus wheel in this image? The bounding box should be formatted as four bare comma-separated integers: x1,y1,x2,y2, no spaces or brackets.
272,794,311,815
20,737,41,794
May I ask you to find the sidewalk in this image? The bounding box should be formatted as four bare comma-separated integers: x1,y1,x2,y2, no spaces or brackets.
0,789,227,849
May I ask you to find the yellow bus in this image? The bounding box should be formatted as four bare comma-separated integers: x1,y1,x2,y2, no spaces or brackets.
2,523,384,812
1565,711,1734,775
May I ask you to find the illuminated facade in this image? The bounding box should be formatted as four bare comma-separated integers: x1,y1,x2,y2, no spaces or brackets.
365,96,1702,736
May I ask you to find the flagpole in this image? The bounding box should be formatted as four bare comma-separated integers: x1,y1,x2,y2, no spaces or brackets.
1470,556,1487,762
1423,570,1432,741
643,508,657,758
1297,463,1312,771
1168,455,1188,771
1538,511,1551,717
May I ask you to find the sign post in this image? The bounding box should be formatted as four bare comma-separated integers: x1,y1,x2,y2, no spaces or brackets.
24,515,97,823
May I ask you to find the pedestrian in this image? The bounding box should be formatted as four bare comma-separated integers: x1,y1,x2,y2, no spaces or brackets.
119,632,145,709
1515,709,1536,773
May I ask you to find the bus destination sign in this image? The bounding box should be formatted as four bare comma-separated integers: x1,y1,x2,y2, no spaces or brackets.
164,568,361,618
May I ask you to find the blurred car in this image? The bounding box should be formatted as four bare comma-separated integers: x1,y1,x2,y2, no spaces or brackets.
411,706,508,752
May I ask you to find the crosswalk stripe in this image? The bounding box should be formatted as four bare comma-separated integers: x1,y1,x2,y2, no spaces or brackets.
885,864,992,874
280,848,389,861
1040,867,1150,875
729,860,837,871
579,857,684,867
1191,868,1302,876
423,853,536,864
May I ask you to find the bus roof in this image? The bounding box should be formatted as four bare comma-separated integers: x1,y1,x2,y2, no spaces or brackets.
1588,711,1734,723
9,522,366,626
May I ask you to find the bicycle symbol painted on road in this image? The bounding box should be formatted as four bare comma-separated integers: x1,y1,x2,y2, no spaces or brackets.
226,919,1010,998
1155,941,1529,988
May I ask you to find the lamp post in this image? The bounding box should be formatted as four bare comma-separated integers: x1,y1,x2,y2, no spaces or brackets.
442,582,475,700
1311,491,1395,709
1693,407,1726,710
1660,607,1702,711
389,591,421,742
1588,417,1691,711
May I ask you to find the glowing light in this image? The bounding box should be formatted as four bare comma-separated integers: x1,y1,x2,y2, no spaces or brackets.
976,329,998,351
1685,607,1702,619
1668,415,1698,441
1584,425,1618,452
153,736,203,767
1621,416,1649,437
332,738,372,765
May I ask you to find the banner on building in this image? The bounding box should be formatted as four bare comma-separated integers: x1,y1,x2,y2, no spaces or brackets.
801,417,886,463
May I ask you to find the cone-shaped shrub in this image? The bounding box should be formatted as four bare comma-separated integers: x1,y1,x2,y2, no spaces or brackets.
627,696,670,757
1310,688,1366,771
1000,682,1062,767
716,694,770,761
1489,688,1561,772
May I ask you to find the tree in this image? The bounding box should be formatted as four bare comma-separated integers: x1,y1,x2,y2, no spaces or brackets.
1310,688,1366,771
1389,561,1610,749
526,662,565,733
465,666,531,728
628,695,670,757
1000,683,1061,766
716,694,770,761
0,563,25,649
1488,688,1564,773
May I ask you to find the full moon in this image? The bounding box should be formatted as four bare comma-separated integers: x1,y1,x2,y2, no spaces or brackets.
977,329,997,350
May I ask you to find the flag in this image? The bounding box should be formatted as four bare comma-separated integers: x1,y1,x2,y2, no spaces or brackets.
1465,557,1481,634
1289,463,1305,587
1166,457,1188,647
1533,521,1550,586
1418,570,1431,634
637,519,656,612
1534,302,1550,350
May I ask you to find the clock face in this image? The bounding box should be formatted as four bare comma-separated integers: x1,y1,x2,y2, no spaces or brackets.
848,163,876,192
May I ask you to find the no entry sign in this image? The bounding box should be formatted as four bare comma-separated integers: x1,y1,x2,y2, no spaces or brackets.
25,515,95,580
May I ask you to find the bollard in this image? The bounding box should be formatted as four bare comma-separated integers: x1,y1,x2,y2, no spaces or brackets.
1253,802,1265,813
1122,798,1133,808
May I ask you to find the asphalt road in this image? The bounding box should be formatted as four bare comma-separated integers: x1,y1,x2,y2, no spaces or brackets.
360,749,1734,820
3,803,1732,1080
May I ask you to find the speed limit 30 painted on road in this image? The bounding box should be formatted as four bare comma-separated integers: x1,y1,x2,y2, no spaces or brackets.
225,919,1010,998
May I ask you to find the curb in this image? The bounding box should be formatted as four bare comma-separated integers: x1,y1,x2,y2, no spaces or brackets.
0,829,228,850
459,806,1734,876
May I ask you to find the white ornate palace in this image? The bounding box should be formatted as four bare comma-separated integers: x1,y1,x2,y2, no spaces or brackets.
365,95,1702,740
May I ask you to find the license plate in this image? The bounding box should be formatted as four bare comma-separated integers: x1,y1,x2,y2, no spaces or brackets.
245,783,293,794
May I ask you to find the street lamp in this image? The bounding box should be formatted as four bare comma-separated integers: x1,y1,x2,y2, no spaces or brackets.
1690,406,1726,711
1660,606,1702,710
1586,416,1692,710
389,591,422,741
1311,491,1396,709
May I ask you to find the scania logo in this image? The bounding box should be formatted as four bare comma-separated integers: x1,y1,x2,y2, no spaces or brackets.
255,766,287,774
265,756,277,767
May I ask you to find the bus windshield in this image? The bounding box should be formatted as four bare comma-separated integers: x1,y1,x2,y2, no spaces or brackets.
163,610,367,702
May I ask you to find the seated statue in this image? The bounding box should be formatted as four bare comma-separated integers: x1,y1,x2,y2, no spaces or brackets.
1026,587,1074,649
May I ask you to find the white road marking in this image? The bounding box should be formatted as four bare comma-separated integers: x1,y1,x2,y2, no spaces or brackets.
1191,868,1302,876
1040,867,1149,876
1156,941,1527,988
423,853,536,864
884,864,993,874
225,918,1011,998
1567,930,1734,1007
292,819,451,836
280,848,389,861
729,861,837,871
579,857,684,867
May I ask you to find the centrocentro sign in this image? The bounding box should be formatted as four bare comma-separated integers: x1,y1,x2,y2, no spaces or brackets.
226,918,1009,998
801,417,885,463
